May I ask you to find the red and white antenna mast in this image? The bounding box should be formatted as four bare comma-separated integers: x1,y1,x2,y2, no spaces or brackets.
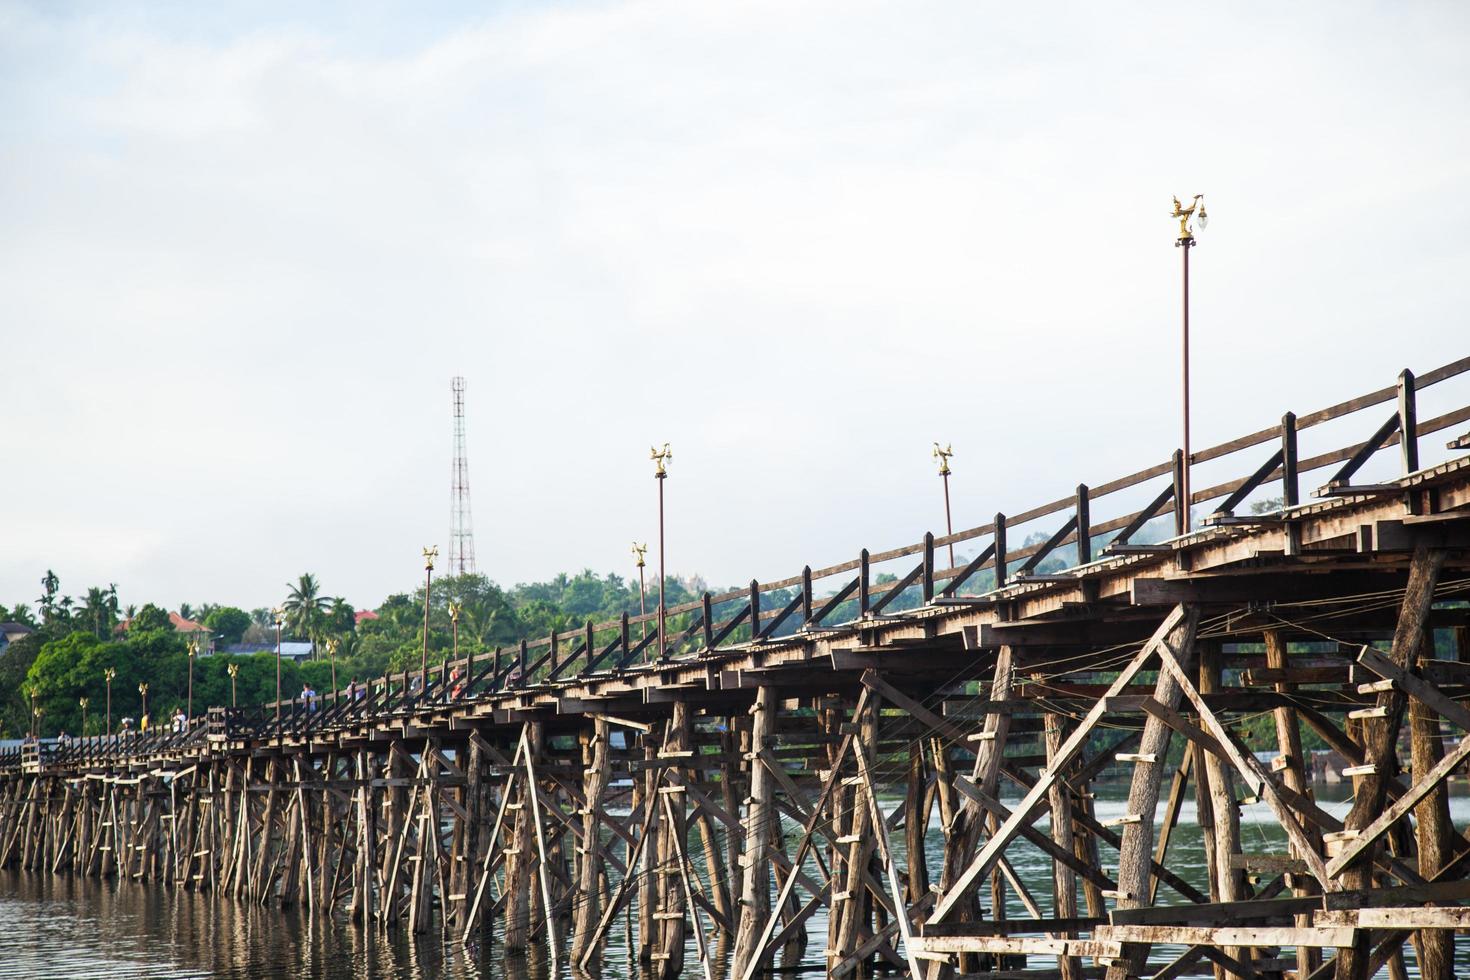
449,377,477,576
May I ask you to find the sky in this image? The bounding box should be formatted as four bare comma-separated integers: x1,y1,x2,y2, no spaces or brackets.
2,1,1468,614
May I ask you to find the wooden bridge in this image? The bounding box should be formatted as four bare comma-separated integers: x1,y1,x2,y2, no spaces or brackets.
5,356,1470,980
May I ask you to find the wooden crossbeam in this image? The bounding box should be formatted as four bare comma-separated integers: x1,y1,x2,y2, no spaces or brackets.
930,604,1188,924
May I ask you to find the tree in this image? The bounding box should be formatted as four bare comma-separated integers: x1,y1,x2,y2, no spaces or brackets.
129,603,172,633
0,603,38,628
283,573,332,656
80,586,118,639
324,596,356,635
179,602,195,621
204,607,252,646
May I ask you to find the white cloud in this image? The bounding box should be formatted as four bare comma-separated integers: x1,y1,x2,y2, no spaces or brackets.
1,0,1468,610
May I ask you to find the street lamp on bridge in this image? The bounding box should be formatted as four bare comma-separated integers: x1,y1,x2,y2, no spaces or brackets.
933,442,956,569
187,639,198,724
227,661,239,709
421,546,438,690
272,607,285,724
103,667,115,735
650,444,672,660
632,542,648,640
326,637,340,704
448,604,462,672
79,697,88,737
1170,193,1208,532
138,682,149,730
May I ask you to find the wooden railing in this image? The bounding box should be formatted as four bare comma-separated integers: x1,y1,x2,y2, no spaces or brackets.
5,355,1468,765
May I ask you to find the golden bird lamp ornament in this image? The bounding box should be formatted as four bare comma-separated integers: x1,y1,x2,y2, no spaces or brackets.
933,442,954,477
1170,194,1208,240
650,443,672,477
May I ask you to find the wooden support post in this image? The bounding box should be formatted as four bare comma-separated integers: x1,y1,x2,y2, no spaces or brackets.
1334,544,1445,980
1199,640,1248,972
934,645,1014,940
654,700,691,979
904,740,929,906
859,549,871,615
504,724,540,951
1265,628,1324,976
1105,607,1201,980
834,696,876,976
637,729,662,967
852,701,925,980
734,685,776,977
1040,697,1083,980
1409,627,1455,980
571,716,611,966
520,723,561,970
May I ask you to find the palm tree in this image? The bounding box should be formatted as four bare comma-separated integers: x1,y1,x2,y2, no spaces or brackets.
82,587,114,639
283,573,332,659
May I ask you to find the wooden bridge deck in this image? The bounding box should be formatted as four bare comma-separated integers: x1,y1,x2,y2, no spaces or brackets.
4,358,1470,980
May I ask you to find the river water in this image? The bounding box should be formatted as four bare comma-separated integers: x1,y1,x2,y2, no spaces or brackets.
2,782,1466,979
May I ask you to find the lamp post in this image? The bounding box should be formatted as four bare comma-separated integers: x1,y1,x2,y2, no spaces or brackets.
33,706,43,739
227,662,239,709
103,667,115,735
79,697,88,738
272,607,285,724
632,542,649,640
28,688,37,738
650,444,672,660
449,602,461,663
421,546,438,690
138,682,149,729
1169,194,1208,532
186,638,197,723
326,638,340,704
933,443,956,569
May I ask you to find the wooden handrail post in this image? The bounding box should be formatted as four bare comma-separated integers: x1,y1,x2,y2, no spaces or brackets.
1172,449,1187,536
994,513,1008,588
858,549,871,615
1399,368,1419,474
922,532,935,602
1076,485,1091,566
701,593,714,650
548,631,558,676
584,620,593,671
801,567,813,624
749,580,761,641
518,640,528,685
620,613,630,666
1281,412,1299,507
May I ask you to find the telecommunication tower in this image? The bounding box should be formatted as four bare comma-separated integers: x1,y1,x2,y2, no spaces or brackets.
449,377,477,576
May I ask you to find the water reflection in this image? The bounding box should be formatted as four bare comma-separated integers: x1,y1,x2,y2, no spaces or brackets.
1,781,1466,978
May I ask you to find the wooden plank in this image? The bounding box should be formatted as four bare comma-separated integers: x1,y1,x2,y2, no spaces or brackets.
910,934,1123,958
1095,924,1356,948
1318,907,1470,930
